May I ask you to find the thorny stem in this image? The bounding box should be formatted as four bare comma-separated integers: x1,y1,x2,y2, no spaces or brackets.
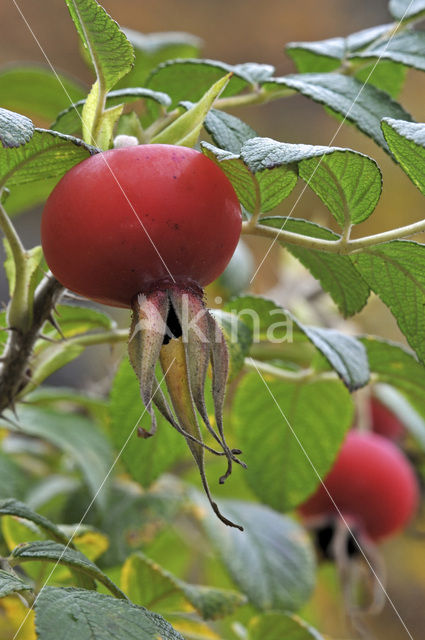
242,217,425,254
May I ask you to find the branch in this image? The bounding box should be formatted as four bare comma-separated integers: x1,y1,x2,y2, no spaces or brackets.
243,217,425,254
0,275,64,413
245,358,338,382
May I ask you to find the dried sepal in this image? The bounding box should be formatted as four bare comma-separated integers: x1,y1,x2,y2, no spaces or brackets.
127,284,244,529
129,290,169,438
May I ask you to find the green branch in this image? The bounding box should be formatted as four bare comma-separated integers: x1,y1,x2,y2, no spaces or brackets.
243,217,425,255
245,358,338,382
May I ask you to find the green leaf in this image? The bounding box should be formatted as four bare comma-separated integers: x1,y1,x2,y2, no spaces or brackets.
0,65,86,123
23,304,115,390
286,38,344,73
211,310,253,381
0,498,69,545
352,241,425,363
122,552,246,620
286,25,393,73
109,358,187,488
0,128,96,194
194,497,316,612
0,570,32,599
233,373,353,511
0,108,34,149
151,73,231,147
265,73,412,152
248,612,324,640
261,217,370,316
382,118,425,194
202,141,298,213
0,452,30,501
65,0,134,91
354,59,406,99
35,587,184,640
146,59,254,109
119,29,202,87
59,525,109,562
1,408,113,508
11,541,125,598
204,137,381,223
65,0,134,146
51,87,171,135
352,31,425,74
297,150,382,226
204,109,257,154
362,336,425,429
389,0,425,20
25,386,108,423
98,483,183,566
297,324,369,390
374,383,425,450
25,342,86,392
45,304,115,337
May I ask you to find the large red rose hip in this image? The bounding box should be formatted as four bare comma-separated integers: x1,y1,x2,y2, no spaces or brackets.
41,143,245,529
41,144,242,308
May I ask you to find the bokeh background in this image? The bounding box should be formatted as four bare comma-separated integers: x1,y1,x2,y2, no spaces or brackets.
1,0,425,638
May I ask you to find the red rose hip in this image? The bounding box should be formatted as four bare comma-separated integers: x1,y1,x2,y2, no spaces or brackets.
41,144,242,308
299,430,419,541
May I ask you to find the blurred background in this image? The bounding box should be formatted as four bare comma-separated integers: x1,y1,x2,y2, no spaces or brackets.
1,0,425,637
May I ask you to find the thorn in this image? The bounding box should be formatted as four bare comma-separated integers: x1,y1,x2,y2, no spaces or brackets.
46,312,65,338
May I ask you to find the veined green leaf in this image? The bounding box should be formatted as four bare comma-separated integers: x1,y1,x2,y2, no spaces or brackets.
204,137,381,224
261,217,370,316
65,0,134,91
352,241,425,363
0,498,69,545
0,108,34,149
204,109,257,154
35,587,184,640
146,59,258,109
122,551,246,620
0,128,96,195
263,73,412,153
286,24,392,72
11,541,124,598
193,497,316,612
233,373,353,510
0,570,32,600
352,31,425,73
382,118,425,194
